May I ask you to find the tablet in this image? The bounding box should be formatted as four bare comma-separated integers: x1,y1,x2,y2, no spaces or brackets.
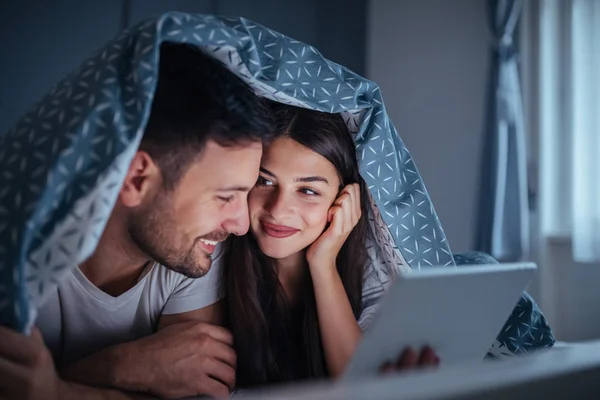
343,262,536,379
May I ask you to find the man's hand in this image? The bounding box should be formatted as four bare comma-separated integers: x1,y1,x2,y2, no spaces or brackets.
379,346,440,374
0,326,67,400
110,321,236,399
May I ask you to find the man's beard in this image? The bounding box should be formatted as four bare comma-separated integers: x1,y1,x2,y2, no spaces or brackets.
127,191,222,279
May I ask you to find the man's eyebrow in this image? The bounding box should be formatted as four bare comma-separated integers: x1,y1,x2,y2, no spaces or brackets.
218,185,251,192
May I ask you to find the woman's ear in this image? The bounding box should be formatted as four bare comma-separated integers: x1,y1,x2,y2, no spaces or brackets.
119,151,162,207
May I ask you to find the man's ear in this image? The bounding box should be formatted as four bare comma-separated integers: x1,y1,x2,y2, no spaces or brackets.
120,151,161,207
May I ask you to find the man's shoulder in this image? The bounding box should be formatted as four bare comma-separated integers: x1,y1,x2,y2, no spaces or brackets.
151,258,224,316
143,263,188,294
148,257,223,292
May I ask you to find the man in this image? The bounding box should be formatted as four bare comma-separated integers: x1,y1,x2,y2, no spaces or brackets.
0,43,275,399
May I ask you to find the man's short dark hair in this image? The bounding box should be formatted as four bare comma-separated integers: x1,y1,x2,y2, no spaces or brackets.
140,43,275,189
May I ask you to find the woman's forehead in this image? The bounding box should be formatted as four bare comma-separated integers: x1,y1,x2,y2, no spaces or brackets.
262,138,339,182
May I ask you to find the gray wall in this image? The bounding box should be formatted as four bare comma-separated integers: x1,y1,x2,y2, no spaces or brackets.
367,0,491,253
0,0,123,135
0,0,366,134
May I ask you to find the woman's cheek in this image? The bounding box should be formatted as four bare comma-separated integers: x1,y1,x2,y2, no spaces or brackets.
248,189,264,215
301,203,331,233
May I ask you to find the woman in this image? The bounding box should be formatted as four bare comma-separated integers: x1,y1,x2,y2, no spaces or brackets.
223,103,437,388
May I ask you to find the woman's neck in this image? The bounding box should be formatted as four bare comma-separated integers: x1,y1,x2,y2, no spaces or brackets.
274,251,307,304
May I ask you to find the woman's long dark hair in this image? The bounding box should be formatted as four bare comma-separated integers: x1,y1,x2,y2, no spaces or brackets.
223,103,371,387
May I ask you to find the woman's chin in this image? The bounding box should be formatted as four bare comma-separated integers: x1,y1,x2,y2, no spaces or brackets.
259,247,293,260
257,240,297,260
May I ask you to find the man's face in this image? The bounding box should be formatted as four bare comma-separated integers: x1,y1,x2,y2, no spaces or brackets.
128,140,262,278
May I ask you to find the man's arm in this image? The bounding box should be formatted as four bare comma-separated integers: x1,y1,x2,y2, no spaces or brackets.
0,326,154,400
60,302,222,383
59,382,155,400
157,300,224,330
60,302,235,399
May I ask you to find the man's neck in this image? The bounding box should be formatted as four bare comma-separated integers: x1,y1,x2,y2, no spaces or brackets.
79,211,150,297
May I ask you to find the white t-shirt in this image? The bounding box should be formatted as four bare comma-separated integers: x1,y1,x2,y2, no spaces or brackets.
36,256,222,367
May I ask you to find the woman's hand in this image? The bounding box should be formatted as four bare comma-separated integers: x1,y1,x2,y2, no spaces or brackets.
306,183,361,269
379,347,440,374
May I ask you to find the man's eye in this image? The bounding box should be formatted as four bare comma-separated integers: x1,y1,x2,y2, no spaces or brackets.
219,196,234,203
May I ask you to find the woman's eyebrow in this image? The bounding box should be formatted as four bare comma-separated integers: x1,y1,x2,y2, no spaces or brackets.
260,167,276,177
294,176,329,185
261,167,329,185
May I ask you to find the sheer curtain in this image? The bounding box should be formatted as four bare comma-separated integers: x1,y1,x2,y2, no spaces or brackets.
538,0,600,262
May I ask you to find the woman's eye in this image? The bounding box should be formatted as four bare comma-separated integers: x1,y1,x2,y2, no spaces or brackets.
256,176,274,186
300,188,318,196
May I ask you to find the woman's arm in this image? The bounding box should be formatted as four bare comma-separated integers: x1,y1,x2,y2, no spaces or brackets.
306,183,363,377
309,262,362,377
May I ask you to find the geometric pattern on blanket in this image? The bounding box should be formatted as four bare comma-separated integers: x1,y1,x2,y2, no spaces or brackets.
0,12,553,358
454,252,555,358
0,12,453,332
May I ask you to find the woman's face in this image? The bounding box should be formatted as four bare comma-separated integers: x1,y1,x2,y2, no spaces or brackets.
249,137,341,260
